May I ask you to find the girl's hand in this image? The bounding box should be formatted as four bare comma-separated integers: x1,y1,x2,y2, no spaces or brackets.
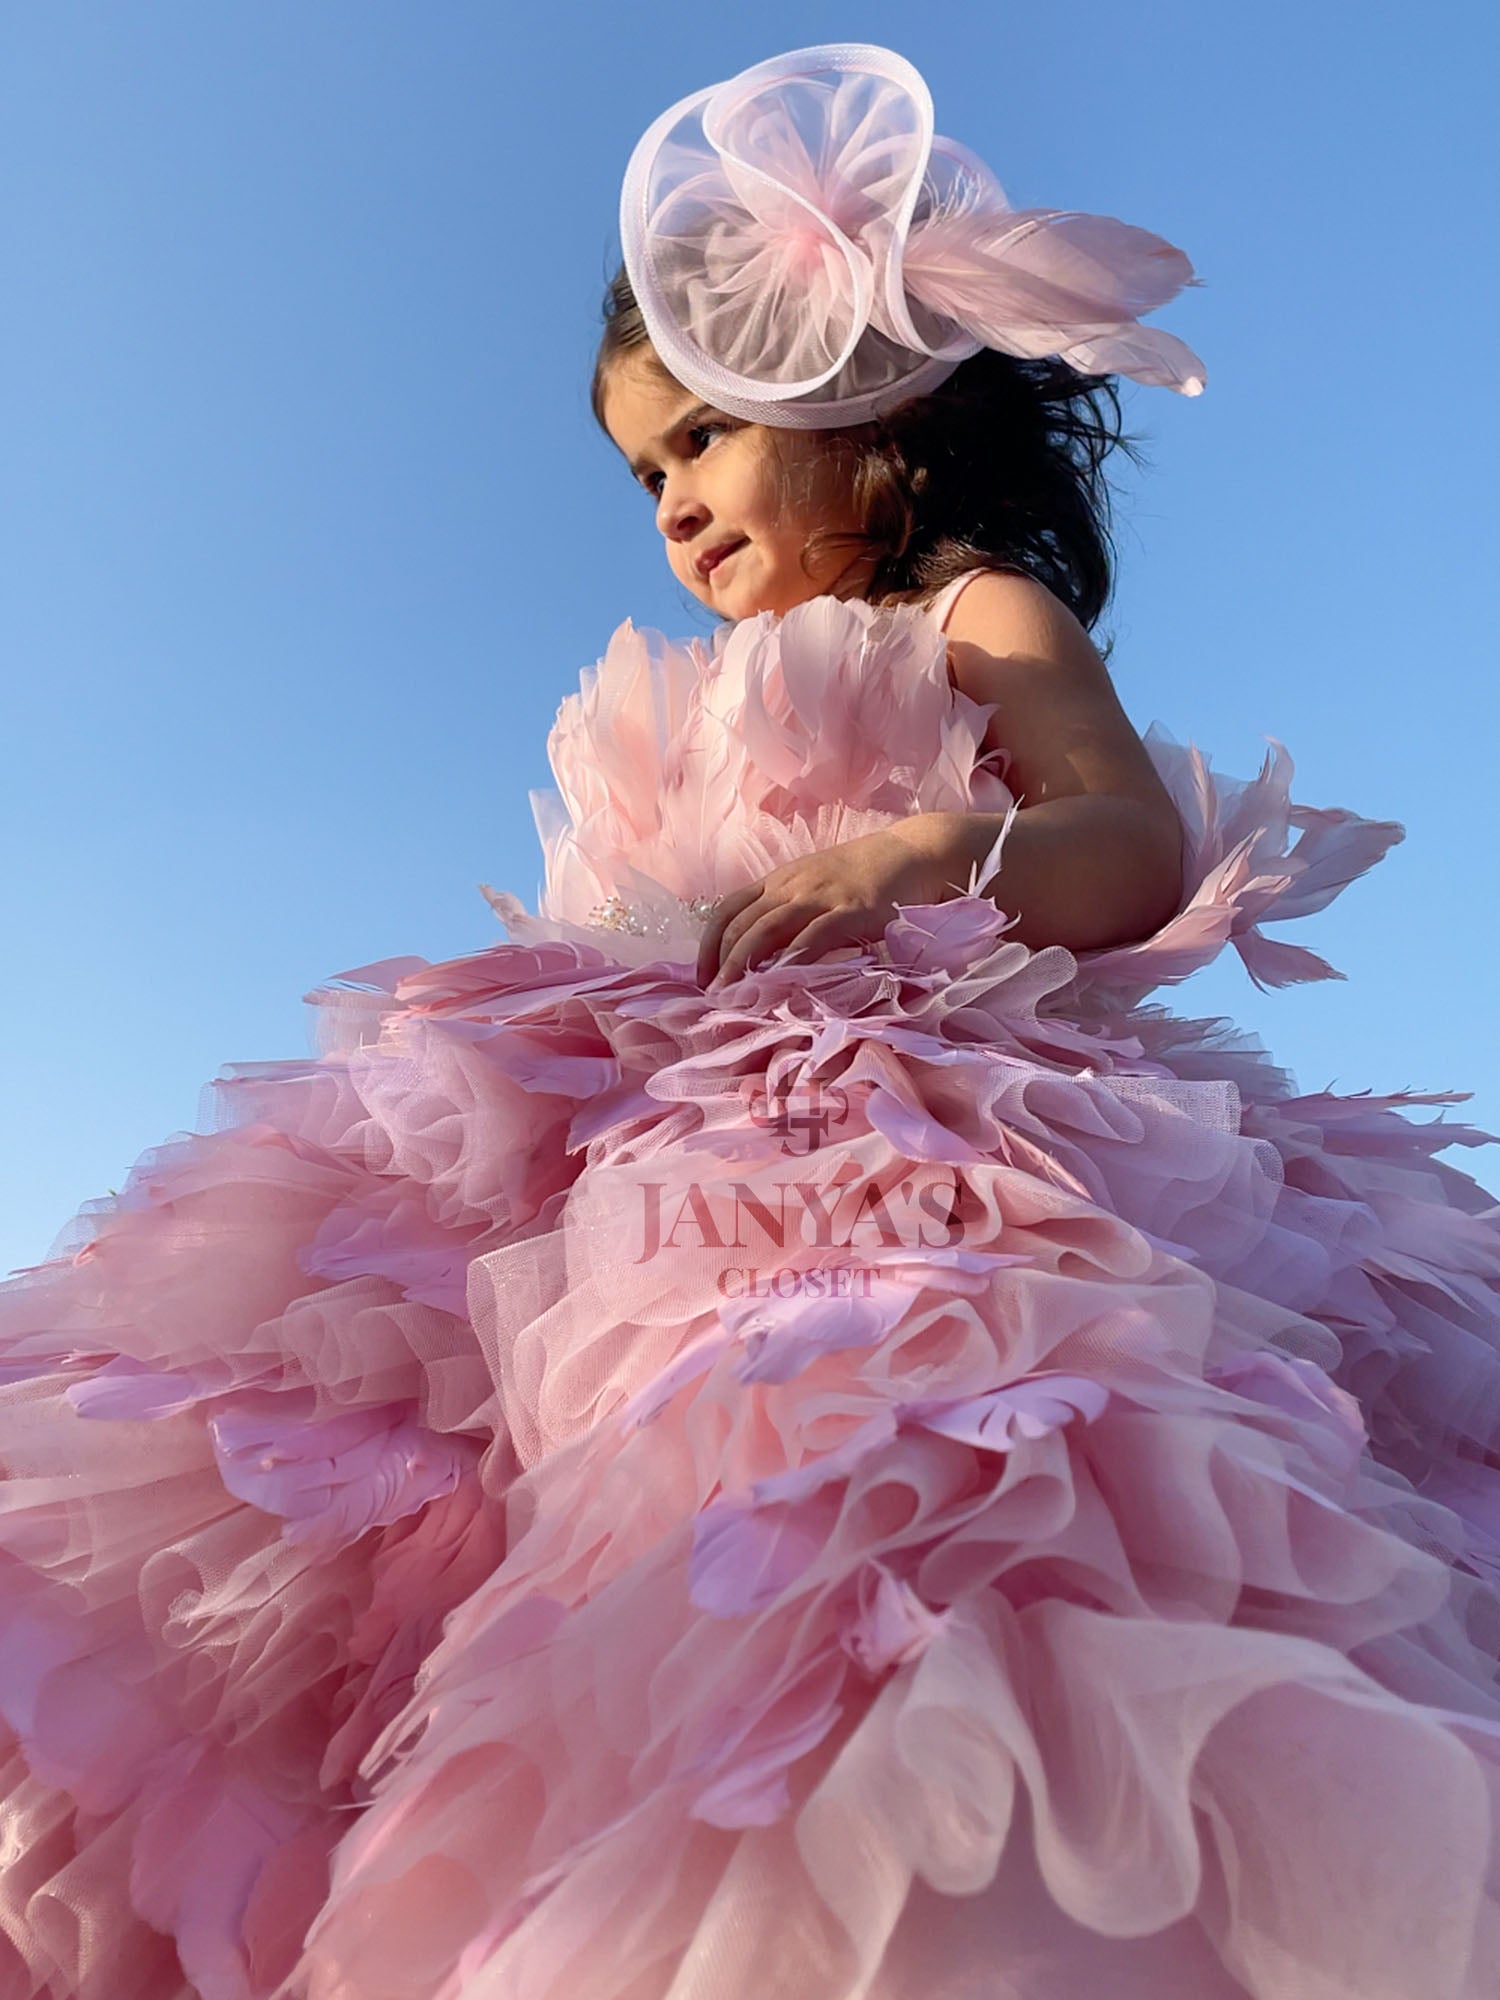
696,816,964,989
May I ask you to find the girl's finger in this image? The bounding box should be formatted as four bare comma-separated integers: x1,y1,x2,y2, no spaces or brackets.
697,884,762,985
705,895,780,983
708,902,816,988
777,910,863,967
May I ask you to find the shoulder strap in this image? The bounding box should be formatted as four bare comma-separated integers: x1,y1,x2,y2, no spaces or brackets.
925,567,988,634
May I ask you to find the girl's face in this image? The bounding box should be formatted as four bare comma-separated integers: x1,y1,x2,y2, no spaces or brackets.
601,349,874,620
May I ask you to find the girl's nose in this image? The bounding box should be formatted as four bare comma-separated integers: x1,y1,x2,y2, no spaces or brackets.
656,481,707,543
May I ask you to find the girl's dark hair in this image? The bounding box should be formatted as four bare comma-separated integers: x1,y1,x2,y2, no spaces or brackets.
591,264,1149,640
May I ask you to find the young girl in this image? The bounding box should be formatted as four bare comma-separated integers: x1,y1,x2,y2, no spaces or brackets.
3,41,1499,2000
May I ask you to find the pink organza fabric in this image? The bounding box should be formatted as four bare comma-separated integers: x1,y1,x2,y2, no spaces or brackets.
621,44,1206,428
2,584,1500,1999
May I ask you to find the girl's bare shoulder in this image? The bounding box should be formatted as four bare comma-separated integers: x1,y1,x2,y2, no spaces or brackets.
943,568,1102,676
940,569,1165,812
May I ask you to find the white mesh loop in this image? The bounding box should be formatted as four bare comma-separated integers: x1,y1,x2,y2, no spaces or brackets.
619,42,1206,430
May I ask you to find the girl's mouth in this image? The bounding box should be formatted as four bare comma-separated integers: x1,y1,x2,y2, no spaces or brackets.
699,538,747,581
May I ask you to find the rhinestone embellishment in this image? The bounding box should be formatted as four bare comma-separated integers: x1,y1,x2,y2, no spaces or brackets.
584,893,720,937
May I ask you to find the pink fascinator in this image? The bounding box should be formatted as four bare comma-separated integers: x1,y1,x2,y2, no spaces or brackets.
621,43,1206,429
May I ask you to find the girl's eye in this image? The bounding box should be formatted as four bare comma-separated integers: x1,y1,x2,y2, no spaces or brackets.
638,419,732,499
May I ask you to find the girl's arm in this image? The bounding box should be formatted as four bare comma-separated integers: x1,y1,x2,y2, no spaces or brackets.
900,570,1183,952
698,573,1183,986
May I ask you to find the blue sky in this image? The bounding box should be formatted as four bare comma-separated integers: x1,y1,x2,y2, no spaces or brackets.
3,1,1497,1277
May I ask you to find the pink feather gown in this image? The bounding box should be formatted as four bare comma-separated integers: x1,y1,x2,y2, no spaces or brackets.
2,572,1498,2000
